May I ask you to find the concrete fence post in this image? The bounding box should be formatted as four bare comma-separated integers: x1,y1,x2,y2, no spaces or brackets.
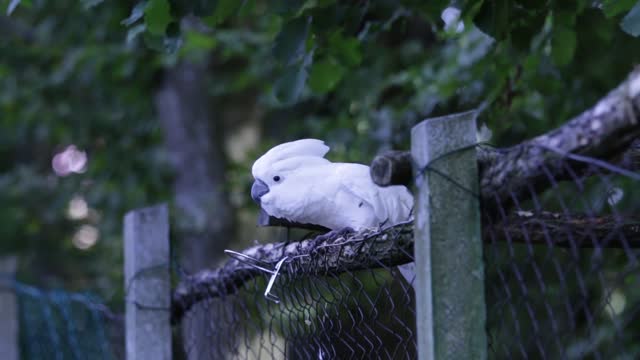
0,255,19,360
124,204,172,360
411,111,487,359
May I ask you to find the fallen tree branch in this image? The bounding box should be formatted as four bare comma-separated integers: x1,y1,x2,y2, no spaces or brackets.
370,150,414,188
171,222,414,324
372,143,639,187
172,211,640,322
371,69,640,209
371,146,498,186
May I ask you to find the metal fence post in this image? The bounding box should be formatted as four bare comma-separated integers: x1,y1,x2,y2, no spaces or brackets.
124,204,172,360
0,255,19,360
411,111,487,359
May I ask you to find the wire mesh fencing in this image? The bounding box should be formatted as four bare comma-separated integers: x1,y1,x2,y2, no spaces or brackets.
173,223,417,360
1,279,124,360
171,140,640,360
483,145,640,359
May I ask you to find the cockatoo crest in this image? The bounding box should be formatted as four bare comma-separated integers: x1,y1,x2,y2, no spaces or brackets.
252,139,329,179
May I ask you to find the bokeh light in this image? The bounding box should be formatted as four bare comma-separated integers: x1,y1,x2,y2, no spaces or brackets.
52,145,87,176
67,195,89,220
72,225,99,250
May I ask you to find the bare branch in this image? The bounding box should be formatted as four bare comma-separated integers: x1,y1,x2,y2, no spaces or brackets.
371,147,499,186
370,150,413,188
171,222,414,324
371,69,640,208
172,210,640,322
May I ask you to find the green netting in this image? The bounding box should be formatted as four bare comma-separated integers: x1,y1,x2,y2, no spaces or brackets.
10,281,123,360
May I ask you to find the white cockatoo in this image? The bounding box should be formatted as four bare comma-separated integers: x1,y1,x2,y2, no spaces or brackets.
250,139,416,283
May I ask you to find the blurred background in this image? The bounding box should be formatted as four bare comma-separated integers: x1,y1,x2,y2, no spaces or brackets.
2,0,640,358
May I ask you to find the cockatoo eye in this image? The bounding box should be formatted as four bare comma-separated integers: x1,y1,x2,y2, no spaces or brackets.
273,176,281,182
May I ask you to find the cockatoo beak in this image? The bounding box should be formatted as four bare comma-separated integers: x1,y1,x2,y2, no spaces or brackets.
251,179,269,204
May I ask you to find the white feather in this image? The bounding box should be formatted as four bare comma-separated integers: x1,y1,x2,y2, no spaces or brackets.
252,139,416,285
252,139,413,230
252,139,329,180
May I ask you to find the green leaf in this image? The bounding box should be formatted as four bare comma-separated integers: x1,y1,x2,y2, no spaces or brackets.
514,0,546,10
82,0,104,9
272,16,310,65
143,25,182,53
551,25,576,66
308,57,345,93
145,0,172,35
7,0,19,15
602,0,636,18
7,0,29,15
181,30,217,53
271,0,306,16
171,0,217,17
193,0,217,17
205,0,241,25
510,7,547,52
122,2,146,26
143,32,165,51
273,52,312,104
164,21,182,53
125,24,146,45
328,32,361,67
474,0,510,40
274,65,307,104
418,0,450,23
621,2,640,37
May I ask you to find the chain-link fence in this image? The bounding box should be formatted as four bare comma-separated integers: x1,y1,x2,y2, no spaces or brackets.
170,147,639,359
169,92,640,359
483,145,640,359
173,223,416,360
8,134,638,360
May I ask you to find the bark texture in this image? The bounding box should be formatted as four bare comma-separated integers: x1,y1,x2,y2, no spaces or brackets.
171,222,414,323
156,63,235,268
171,210,640,323
371,69,640,211
155,61,235,360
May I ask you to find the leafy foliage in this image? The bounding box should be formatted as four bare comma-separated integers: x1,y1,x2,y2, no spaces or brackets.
3,0,640,335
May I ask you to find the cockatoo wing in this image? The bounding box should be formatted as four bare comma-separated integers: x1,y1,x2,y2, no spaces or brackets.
335,163,414,227
333,163,416,286
334,163,389,223
271,163,378,230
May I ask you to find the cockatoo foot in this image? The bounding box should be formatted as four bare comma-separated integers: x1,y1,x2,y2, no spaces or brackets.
312,227,355,246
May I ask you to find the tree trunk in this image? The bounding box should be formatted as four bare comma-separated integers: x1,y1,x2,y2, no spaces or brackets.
155,61,235,360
